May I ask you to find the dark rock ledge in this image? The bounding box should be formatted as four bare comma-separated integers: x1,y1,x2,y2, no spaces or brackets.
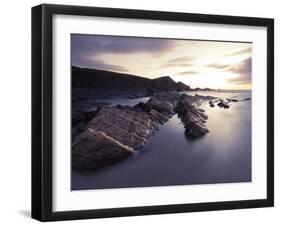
72,93,216,169
208,97,251,109
176,94,211,138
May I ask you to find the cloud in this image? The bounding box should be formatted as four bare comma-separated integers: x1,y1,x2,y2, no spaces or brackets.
74,57,129,73
160,56,194,68
166,56,194,63
226,77,250,85
225,47,252,56
92,62,129,73
206,62,230,70
72,34,174,55
206,57,251,74
206,57,251,85
225,57,252,85
226,57,251,74
177,70,199,76
71,34,175,70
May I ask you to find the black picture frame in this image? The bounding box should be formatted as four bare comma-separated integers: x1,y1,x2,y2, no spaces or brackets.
32,4,274,222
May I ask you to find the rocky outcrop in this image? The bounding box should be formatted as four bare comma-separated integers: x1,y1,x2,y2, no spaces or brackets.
209,100,215,107
72,93,215,170
176,94,214,138
72,128,135,169
217,100,230,108
207,97,251,109
84,106,167,150
144,93,181,116
72,94,175,169
177,81,191,91
72,106,161,169
151,76,190,92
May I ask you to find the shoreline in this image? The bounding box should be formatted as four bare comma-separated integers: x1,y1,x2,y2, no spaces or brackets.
72,98,251,190
72,92,250,171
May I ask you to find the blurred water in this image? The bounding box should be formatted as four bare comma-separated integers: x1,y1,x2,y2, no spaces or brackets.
73,96,150,112
72,91,251,190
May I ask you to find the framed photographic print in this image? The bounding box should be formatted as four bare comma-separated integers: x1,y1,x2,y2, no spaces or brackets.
32,4,274,221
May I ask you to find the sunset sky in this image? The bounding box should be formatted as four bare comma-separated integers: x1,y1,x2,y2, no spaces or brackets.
72,34,252,90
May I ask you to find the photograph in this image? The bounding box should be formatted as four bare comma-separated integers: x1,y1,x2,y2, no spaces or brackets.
71,34,252,190
30,3,274,221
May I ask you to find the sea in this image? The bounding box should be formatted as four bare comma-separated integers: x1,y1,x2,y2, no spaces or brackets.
72,90,252,190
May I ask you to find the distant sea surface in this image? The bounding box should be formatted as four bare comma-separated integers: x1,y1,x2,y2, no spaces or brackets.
72,90,252,190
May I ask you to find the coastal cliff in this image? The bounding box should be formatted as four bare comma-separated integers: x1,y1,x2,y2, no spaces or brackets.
72,66,190,95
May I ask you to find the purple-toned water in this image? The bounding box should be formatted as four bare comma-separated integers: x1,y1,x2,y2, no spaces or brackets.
72,91,251,190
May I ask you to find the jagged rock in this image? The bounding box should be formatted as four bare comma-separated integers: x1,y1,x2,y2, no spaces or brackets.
72,128,135,169
146,97,174,115
72,92,216,169
72,110,100,140
179,93,215,106
209,101,215,107
148,109,169,125
72,100,170,169
134,101,151,112
176,94,211,138
85,107,161,150
145,93,181,116
198,108,205,113
117,104,169,124
217,101,230,108
176,81,190,91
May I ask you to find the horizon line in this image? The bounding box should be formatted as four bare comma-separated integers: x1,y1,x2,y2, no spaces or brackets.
72,65,251,91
